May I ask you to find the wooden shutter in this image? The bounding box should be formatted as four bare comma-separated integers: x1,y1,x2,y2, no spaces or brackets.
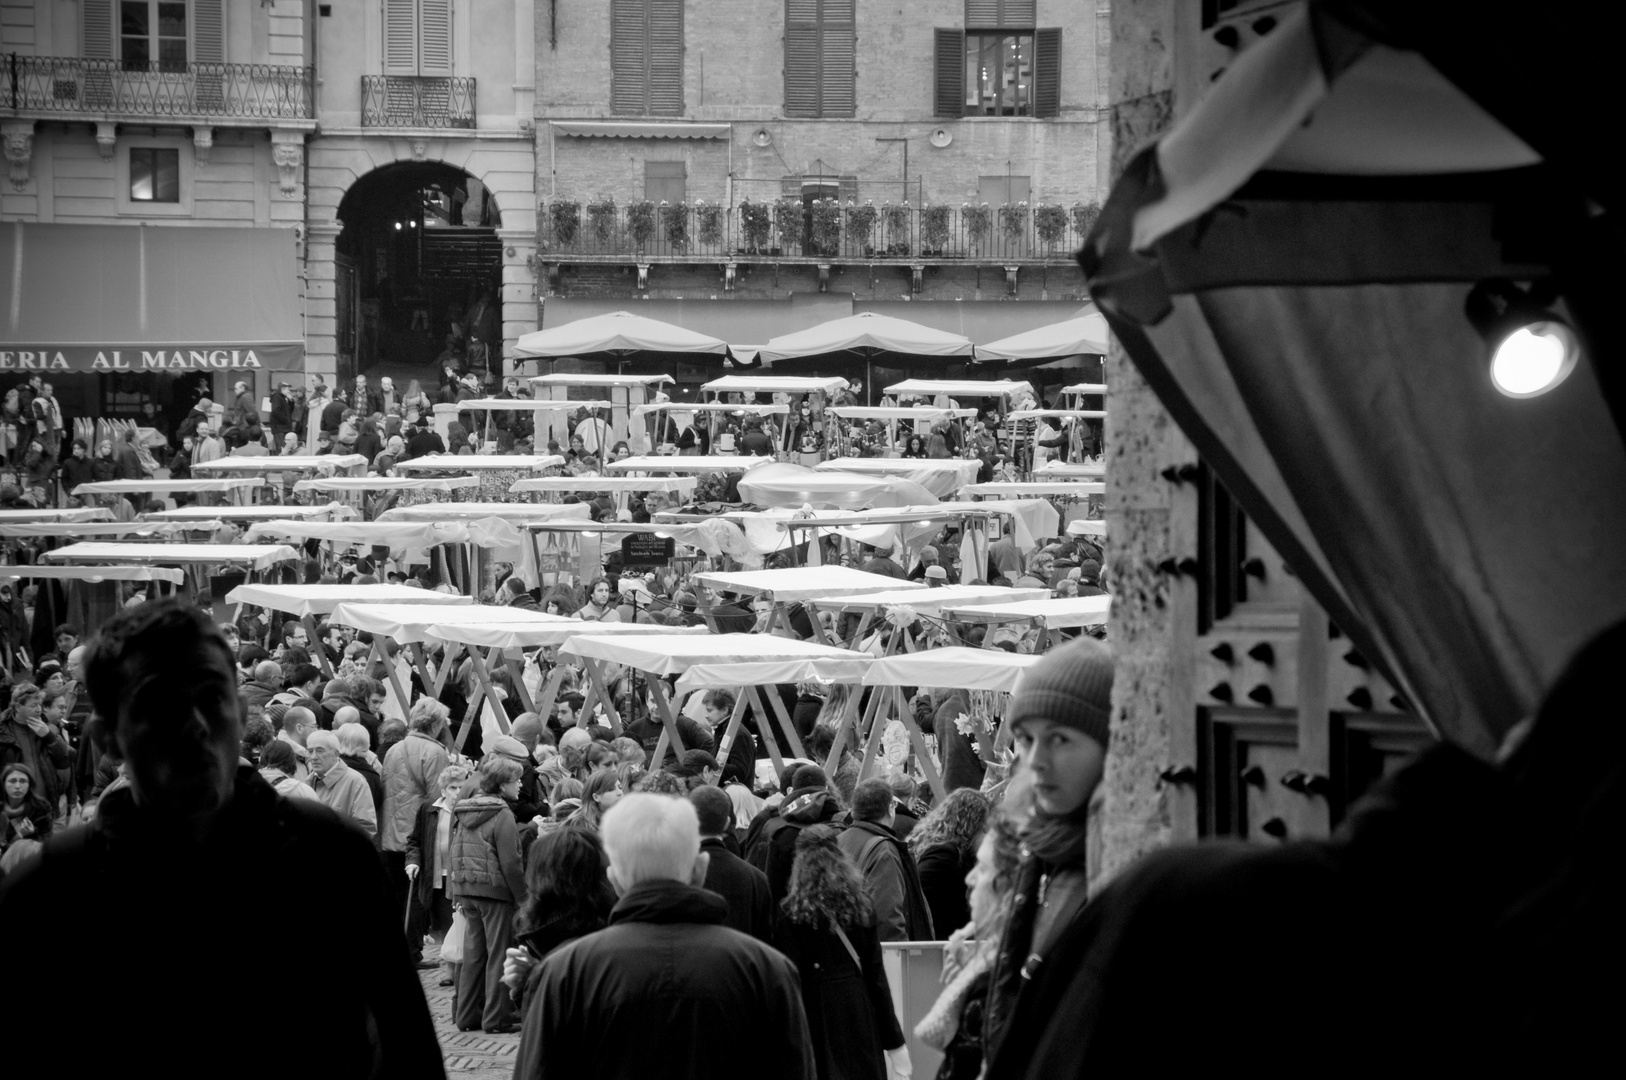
418,0,453,76
384,0,420,75
1033,27,1061,118
81,0,114,57
820,0,855,118
784,0,820,118
966,0,1036,28
933,28,964,118
646,0,684,116
192,0,225,63
610,0,649,115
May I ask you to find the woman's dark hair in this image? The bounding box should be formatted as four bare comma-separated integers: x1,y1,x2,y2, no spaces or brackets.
258,738,300,777
567,767,620,831
782,824,872,929
907,787,990,858
1,762,55,840
240,717,276,765
516,827,617,935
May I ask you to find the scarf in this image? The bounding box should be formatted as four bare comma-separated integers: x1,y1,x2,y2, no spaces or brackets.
915,939,994,1051
1021,806,1092,869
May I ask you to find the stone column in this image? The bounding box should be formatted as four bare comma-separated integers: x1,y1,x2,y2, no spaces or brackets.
497,226,538,377
304,221,343,385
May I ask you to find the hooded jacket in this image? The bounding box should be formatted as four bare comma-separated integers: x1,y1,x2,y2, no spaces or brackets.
755,785,844,906
522,879,816,1080
450,793,525,904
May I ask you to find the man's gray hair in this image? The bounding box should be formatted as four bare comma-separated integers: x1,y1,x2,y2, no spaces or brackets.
335,722,370,755
306,729,341,753
601,793,701,887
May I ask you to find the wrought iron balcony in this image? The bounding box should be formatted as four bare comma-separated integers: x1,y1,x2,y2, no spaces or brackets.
361,76,476,129
538,198,1098,265
2,53,312,119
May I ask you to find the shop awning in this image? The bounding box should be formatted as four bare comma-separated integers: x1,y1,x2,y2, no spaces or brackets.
550,121,731,140
0,223,303,374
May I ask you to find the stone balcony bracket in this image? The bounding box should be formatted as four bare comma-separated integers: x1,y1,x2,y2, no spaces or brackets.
723,261,737,291
817,263,832,293
1005,265,1021,294
636,263,650,290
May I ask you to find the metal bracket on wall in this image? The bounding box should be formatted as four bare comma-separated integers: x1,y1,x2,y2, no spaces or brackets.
636,263,650,290
910,263,925,294
817,263,831,293
1005,265,1020,295
722,262,737,291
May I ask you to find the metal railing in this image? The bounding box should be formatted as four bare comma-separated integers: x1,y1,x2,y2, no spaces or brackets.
3,54,313,118
539,199,1100,262
361,75,476,129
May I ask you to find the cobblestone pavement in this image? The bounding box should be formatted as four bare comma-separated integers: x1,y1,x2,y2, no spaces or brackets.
418,944,521,1079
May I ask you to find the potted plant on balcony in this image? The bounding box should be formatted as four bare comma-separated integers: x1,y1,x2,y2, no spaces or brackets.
740,199,773,253
882,202,911,258
695,200,725,247
964,202,992,249
662,200,689,248
920,204,951,256
1071,201,1101,241
999,200,1029,245
774,199,803,255
810,199,842,256
847,200,879,256
1034,203,1069,252
548,199,581,247
627,200,657,250
587,197,617,246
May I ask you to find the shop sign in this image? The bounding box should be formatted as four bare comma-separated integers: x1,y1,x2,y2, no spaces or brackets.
0,343,304,373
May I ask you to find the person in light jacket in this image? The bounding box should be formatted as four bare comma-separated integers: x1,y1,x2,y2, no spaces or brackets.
306,729,377,843
450,755,527,1033
383,697,452,966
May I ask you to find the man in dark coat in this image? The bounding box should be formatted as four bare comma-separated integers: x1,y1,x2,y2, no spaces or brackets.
523,793,815,1080
749,764,845,906
691,786,774,943
0,598,443,1079
836,778,934,942
406,417,446,458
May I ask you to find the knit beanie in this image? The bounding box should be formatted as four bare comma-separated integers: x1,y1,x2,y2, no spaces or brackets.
1005,635,1114,749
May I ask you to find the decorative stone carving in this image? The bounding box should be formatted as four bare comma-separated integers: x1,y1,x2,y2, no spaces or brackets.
723,261,737,292
1,122,33,189
95,122,117,161
1005,265,1020,295
636,263,650,290
910,263,925,295
270,132,304,196
817,264,831,293
411,139,427,162
193,127,213,164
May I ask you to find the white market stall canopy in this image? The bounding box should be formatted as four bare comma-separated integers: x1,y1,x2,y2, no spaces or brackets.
560,630,871,681
193,454,368,474
862,646,1046,693
509,476,699,496
1062,383,1108,395
432,399,612,413
292,475,479,494
242,520,474,547
885,379,1031,398
72,477,261,496
833,584,1050,615
224,583,474,617
943,594,1113,628
736,461,937,511
694,565,927,603
826,406,979,422
814,457,982,499
141,503,354,523
531,373,676,387
0,522,180,539
328,601,570,643
0,564,185,584
1035,461,1107,480
394,455,565,473
758,312,975,362
515,311,731,359
776,499,1060,554
701,375,849,396
0,508,113,523
43,542,299,570
1068,518,1108,537
606,455,771,474
1008,409,1108,422
632,402,790,417
377,502,593,523
965,482,1106,497
976,312,1112,361
424,619,709,651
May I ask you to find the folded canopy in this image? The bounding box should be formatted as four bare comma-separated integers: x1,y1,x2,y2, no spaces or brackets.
0,508,113,523
424,620,708,651
515,311,731,360
141,504,353,522
758,312,975,363
0,564,185,584
977,313,1112,361
1081,1,1626,755
561,630,869,677
607,455,771,474
72,478,261,495
242,521,473,548
736,461,937,510
701,375,849,396
694,566,926,603
862,647,1046,693
224,583,473,617
192,455,367,473
832,584,1049,615
394,455,564,473
509,476,699,495
814,457,982,500
377,502,592,523
292,476,479,493
884,379,1030,399
328,602,568,643
942,594,1113,629
44,542,299,569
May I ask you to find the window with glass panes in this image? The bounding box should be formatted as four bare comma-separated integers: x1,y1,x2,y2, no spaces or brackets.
935,2,1060,119
121,0,188,72
965,32,1032,115
130,148,180,202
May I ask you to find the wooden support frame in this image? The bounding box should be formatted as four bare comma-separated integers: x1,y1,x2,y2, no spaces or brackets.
852,683,949,801
643,675,689,768
302,613,334,677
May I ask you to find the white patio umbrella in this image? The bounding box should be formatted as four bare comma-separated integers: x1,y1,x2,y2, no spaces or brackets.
514,310,732,364
756,311,976,362
977,311,1112,361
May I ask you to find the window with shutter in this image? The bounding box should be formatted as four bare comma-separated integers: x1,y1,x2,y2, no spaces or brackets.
965,0,1036,29
83,0,115,57
933,28,964,118
192,0,224,63
1033,27,1060,118
784,0,854,119
383,0,419,75
612,0,684,117
646,0,684,117
418,0,453,77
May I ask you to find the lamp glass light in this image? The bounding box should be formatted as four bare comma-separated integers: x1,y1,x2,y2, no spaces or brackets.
1489,319,1580,398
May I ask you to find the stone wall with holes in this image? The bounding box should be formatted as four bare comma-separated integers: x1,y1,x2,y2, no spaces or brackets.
545,261,1087,303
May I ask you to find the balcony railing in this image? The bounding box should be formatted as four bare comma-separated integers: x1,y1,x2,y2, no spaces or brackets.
539,199,1100,263
3,54,312,119
361,75,476,129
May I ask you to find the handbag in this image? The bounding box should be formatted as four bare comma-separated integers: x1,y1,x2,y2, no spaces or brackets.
440,908,468,964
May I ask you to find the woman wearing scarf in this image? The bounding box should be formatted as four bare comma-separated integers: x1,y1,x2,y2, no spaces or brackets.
979,636,1114,1076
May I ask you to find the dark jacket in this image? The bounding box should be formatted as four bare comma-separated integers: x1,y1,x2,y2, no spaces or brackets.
916,841,975,938
59,453,95,494
0,766,443,1079
406,430,446,459
752,786,845,907
450,793,525,904
700,835,775,944
836,819,934,942
0,715,71,810
404,797,452,909
524,879,816,1079
774,915,904,1080
342,753,385,826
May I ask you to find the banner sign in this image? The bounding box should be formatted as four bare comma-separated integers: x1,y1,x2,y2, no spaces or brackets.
621,533,675,567
0,343,305,373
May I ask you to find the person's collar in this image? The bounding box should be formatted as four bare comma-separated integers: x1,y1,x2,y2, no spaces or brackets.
312,755,346,783
700,834,728,849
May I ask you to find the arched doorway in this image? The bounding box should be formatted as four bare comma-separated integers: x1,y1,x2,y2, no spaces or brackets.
335,161,504,384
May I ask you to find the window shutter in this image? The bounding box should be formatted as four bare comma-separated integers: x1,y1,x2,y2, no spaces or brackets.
418,0,453,76
383,0,420,75
1033,27,1061,118
646,0,684,116
610,0,649,115
81,0,114,58
784,25,820,118
966,0,1035,28
192,0,225,63
933,28,963,118
839,174,858,203
820,0,855,118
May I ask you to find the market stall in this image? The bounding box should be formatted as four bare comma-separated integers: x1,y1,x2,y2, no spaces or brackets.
223,581,471,678
824,405,978,460
530,371,677,450
1005,408,1107,475
192,454,368,476
734,461,938,511
940,594,1113,652
521,519,749,589
394,455,567,503
430,399,613,453
813,456,982,500
70,477,263,507
44,540,301,617
291,475,480,516
630,401,791,459
691,565,924,642
825,583,1049,655
0,563,188,665
508,475,698,516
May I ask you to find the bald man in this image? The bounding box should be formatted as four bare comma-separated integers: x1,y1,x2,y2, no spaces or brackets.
240,660,285,712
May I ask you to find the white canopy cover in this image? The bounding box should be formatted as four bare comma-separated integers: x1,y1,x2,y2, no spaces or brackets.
193,454,367,473
561,630,870,678
224,583,473,617
942,594,1113,628
0,564,184,584
814,457,981,499
606,455,770,474
976,312,1112,361
394,455,564,472
757,312,975,362
424,620,709,651
141,504,354,522
736,461,937,510
862,646,1045,693
833,584,1049,615
694,565,926,602
884,379,1030,398
328,602,570,643
531,373,676,387
43,542,299,569
701,375,849,395
293,476,479,493
509,476,699,495
0,508,113,523
515,311,730,358
72,477,260,495
377,502,592,523
242,521,473,548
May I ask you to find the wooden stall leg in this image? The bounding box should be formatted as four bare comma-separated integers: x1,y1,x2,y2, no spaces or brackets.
432,642,462,698
854,686,896,784
762,681,808,760
532,665,565,729
746,685,794,778
822,687,863,774
713,692,755,774
465,645,512,737
407,642,436,696
898,705,946,801
303,613,334,677
645,676,689,763
373,638,414,719
580,657,624,735
503,652,536,714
